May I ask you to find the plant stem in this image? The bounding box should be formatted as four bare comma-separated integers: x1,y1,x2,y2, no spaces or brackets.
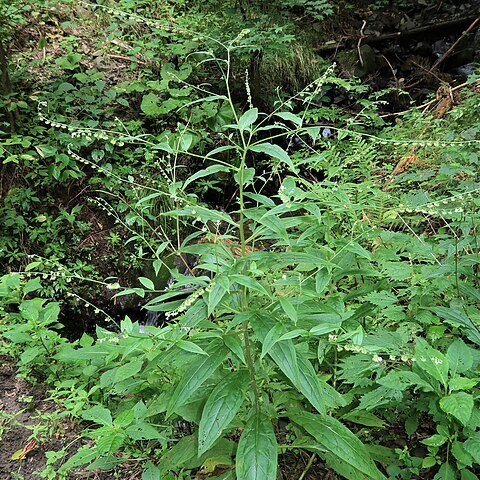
243,320,261,412
298,453,316,480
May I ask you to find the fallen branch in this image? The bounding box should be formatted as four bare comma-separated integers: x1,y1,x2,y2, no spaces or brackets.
431,15,480,70
380,80,478,118
316,15,479,52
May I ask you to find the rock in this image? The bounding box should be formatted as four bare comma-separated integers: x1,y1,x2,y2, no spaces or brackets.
336,44,377,77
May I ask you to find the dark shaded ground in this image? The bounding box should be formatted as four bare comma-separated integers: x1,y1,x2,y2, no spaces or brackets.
0,359,140,480
0,358,66,479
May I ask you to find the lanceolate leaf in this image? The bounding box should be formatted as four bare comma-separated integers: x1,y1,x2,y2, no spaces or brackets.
297,355,343,411
279,297,297,323
166,342,227,418
198,370,250,455
275,111,303,127
238,108,258,131
236,410,277,480
208,280,229,316
289,411,386,480
260,323,283,360
432,306,480,346
113,360,144,384
182,164,231,190
252,314,331,414
447,339,473,376
248,143,296,171
252,315,299,378
414,338,449,387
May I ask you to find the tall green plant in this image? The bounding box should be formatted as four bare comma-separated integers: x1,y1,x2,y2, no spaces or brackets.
109,39,388,479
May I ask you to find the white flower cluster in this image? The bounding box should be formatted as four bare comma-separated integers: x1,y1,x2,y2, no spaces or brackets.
245,69,253,110
38,101,127,146
89,198,117,219
337,343,370,354
278,184,292,209
326,334,413,364
165,286,206,319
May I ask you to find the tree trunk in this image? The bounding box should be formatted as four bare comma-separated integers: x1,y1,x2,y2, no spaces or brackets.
0,39,20,132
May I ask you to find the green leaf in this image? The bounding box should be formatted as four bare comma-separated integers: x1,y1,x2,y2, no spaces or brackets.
198,370,249,455
206,145,237,159
277,329,307,341
363,291,397,308
230,275,270,297
238,108,258,131
223,332,246,364
158,435,199,473
434,462,456,480
342,410,385,427
176,340,208,355
377,370,433,391
24,278,42,294
279,297,297,323
42,302,60,323
141,93,162,116
275,111,302,127
172,205,237,226
182,164,231,190
252,314,336,413
249,143,296,171
464,432,480,463
461,470,479,480
414,338,449,387
114,360,144,384
96,430,126,455
142,462,161,480
447,339,473,375
296,355,328,413
138,277,155,290
236,410,277,480
449,376,478,391
166,342,227,417
61,446,98,470
82,406,113,426
260,324,283,360
234,167,255,187
114,409,134,428
421,434,448,447
19,299,45,321
432,306,480,346
20,347,40,364
208,280,229,316
315,268,330,294
290,411,386,480
422,457,437,468
347,242,371,261
451,441,474,468
243,192,276,207
440,392,473,425
126,423,164,441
